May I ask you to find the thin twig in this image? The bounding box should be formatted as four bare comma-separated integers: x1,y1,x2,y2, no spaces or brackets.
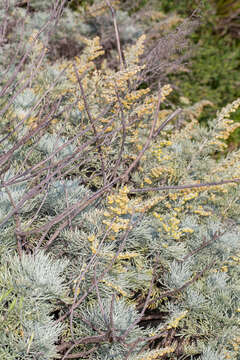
61,346,97,359
129,178,240,194
137,259,216,310
109,294,116,342
153,108,182,138
104,0,126,70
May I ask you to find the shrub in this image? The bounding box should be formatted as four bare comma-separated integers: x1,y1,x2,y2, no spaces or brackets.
0,1,240,359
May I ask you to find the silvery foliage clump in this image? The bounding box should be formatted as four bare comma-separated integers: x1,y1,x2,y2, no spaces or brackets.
200,347,226,360
0,251,68,359
37,133,77,161
75,298,149,359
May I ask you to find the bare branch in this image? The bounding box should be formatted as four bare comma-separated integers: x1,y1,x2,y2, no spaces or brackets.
129,178,240,194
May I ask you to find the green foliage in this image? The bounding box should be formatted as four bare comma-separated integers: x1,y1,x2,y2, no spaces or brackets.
213,0,240,38
157,0,240,144
168,23,240,122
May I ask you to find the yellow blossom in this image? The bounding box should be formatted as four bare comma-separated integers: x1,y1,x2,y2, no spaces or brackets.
88,234,95,242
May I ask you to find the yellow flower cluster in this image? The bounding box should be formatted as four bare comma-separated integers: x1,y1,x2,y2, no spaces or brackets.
166,310,188,330
148,141,173,184
122,88,150,109
231,254,240,263
24,116,38,129
133,86,172,119
215,121,240,140
117,252,139,260
104,250,139,261
136,195,166,213
79,36,105,61
221,265,228,272
153,206,194,241
209,121,240,151
101,279,128,297
103,186,133,235
193,207,212,217
151,147,171,163
137,346,176,360
68,59,94,82
100,64,146,107
229,336,240,354
118,65,146,88
218,97,240,121
124,34,146,66
104,186,169,238
88,227,139,269
28,29,48,59
88,234,99,255
182,192,199,202
65,36,104,84
212,151,240,181
181,227,194,234
133,94,158,118
28,29,39,44
210,97,240,150
149,166,175,180
160,215,181,240
105,186,130,212
61,34,156,140
143,177,152,184
161,84,173,101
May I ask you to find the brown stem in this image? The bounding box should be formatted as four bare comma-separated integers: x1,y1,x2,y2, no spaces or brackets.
104,0,126,70
129,178,240,194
